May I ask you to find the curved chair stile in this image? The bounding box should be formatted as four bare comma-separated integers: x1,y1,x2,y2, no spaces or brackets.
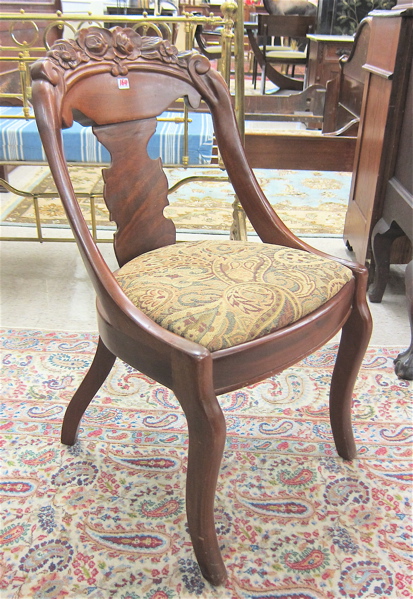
30,27,372,587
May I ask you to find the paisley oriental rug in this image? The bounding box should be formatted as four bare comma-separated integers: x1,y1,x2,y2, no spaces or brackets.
0,329,411,598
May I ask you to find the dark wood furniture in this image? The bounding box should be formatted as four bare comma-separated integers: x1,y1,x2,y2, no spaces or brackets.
32,27,371,586
246,15,316,92
244,15,373,169
367,11,412,380
306,33,354,88
343,7,412,379
105,6,176,24
321,17,370,136
343,8,412,264
244,127,356,170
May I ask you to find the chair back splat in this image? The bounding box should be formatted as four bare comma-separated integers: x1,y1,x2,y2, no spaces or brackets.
258,13,316,38
31,27,372,587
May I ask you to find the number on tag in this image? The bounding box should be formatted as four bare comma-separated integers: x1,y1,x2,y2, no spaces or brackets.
118,78,130,90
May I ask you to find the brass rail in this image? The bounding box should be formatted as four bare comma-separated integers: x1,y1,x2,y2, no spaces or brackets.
0,6,247,242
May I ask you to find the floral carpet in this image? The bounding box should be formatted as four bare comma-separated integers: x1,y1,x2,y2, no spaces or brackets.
2,167,351,237
0,329,411,598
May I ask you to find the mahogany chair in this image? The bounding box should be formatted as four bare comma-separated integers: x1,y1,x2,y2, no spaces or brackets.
31,27,372,586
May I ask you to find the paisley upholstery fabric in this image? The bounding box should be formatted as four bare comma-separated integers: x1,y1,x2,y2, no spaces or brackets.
115,241,353,351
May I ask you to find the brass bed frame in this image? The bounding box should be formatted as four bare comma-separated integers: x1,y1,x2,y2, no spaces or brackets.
0,4,251,242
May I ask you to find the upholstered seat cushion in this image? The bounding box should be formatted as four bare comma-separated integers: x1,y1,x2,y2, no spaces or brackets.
204,45,223,54
266,50,306,61
259,45,292,52
115,241,352,352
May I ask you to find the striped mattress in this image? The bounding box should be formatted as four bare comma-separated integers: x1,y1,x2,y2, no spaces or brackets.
0,107,213,166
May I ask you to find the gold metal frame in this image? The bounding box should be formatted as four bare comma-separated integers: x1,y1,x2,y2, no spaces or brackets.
0,7,248,242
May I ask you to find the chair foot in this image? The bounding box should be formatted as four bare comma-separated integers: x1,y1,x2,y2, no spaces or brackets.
185,419,228,585
61,337,116,445
329,271,372,460
172,351,227,585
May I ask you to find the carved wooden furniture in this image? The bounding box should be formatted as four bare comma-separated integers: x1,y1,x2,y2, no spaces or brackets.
31,27,371,585
343,7,412,379
247,14,316,93
306,34,354,88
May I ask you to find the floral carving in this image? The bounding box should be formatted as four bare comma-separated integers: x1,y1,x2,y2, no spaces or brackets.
48,40,87,70
45,26,192,76
78,27,112,59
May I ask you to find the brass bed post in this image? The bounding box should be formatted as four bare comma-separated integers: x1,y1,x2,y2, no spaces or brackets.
0,11,229,243
230,0,248,241
234,0,245,142
220,1,236,87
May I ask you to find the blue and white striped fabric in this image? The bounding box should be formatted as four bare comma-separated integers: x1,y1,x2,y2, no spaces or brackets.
0,107,213,165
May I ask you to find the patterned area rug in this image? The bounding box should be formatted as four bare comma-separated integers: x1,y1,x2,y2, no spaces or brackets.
2,166,352,236
1,329,411,598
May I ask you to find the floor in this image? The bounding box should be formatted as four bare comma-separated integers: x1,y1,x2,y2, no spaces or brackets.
0,165,410,351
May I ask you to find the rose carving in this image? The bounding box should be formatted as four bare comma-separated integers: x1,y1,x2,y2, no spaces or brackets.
48,40,85,70
158,40,179,64
113,29,142,60
77,27,113,60
45,26,196,75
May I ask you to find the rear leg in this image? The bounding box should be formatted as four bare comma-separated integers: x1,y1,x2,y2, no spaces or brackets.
61,337,116,445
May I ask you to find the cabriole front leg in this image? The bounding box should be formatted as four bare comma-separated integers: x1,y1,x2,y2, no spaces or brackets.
172,351,227,586
329,273,372,460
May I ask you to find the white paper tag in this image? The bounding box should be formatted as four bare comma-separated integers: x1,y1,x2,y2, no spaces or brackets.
117,78,130,90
